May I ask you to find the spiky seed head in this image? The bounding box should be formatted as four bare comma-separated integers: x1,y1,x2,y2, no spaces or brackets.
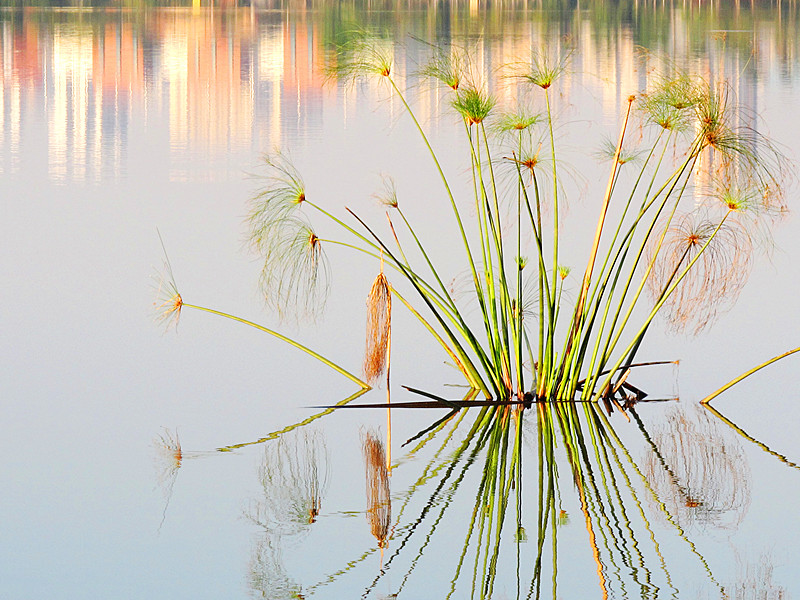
153,267,183,332
257,219,330,321
517,256,529,270
557,265,571,280
595,138,642,166
419,46,472,91
247,153,307,254
639,71,702,132
326,33,393,84
510,142,544,179
518,47,572,90
494,108,543,134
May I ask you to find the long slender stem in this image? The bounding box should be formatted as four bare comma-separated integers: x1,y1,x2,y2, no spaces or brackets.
700,346,800,404
183,303,370,389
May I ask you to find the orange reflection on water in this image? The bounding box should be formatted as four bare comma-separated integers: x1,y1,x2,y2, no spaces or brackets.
0,5,792,182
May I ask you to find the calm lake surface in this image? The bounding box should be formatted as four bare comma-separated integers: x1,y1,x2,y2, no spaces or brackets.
2,2,800,598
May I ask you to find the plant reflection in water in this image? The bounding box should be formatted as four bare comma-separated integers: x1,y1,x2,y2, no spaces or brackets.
246,430,330,599
640,404,750,531
144,378,800,599
227,398,790,599
363,431,392,552
153,427,215,530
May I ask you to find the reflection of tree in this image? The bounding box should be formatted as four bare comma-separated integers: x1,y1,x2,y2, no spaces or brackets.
641,404,750,530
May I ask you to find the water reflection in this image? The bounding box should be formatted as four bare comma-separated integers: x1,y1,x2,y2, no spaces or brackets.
153,427,214,528
246,429,329,599
640,404,750,531
363,431,391,551
247,429,329,534
3,3,800,181
230,398,800,598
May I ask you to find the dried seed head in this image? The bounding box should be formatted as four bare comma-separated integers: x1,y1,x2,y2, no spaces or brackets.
363,272,392,384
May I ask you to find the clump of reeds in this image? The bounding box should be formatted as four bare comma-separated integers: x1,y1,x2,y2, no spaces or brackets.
158,35,791,405
362,430,391,548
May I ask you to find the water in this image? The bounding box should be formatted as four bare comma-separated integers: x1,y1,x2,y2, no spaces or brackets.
2,2,800,598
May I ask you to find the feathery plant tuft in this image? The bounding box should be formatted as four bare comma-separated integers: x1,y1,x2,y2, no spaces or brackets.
247,154,330,321
517,46,572,90
452,86,496,126
419,46,468,91
327,31,394,83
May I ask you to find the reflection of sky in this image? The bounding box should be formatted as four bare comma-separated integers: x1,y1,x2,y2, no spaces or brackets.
1,5,800,600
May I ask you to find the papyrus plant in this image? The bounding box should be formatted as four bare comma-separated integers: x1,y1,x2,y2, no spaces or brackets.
159,38,789,404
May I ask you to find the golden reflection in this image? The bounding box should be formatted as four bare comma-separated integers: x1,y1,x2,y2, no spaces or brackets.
2,4,799,181
362,430,391,551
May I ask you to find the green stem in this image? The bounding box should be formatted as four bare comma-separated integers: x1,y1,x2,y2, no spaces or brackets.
183,303,370,389
701,346,800,404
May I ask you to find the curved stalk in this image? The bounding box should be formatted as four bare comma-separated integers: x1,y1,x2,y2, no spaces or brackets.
182,303,370,389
